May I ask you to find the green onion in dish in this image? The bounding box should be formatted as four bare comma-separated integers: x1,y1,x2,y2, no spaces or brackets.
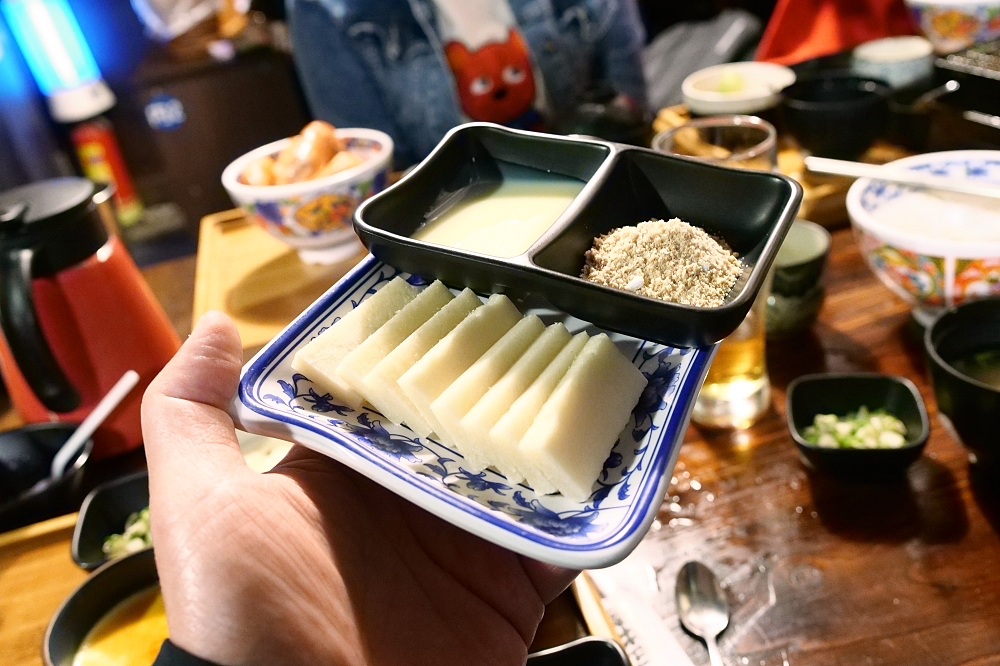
803,407,907,449
102,507,151,560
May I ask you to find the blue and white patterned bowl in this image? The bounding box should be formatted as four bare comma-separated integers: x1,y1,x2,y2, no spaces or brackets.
847,150,1000,326
229,256,714,569
221,129,392,263
905,0,1000,54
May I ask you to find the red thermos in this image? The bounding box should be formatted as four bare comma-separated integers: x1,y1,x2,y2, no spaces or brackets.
0,179,180,459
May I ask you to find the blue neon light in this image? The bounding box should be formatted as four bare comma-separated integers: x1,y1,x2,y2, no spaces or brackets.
0,0,103,95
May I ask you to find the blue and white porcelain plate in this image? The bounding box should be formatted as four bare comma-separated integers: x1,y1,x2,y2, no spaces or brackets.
230,256,714,568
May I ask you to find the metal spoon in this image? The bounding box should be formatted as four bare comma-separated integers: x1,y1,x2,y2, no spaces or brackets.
911,79,959,111
676,561,730,666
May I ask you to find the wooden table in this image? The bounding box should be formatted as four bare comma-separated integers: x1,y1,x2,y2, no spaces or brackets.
622,230,1000,664
4,229,1000,664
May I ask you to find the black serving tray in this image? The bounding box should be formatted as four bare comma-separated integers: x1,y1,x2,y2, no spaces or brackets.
355,123,802,348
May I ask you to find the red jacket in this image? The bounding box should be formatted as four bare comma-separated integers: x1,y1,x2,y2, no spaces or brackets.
757,0,916,65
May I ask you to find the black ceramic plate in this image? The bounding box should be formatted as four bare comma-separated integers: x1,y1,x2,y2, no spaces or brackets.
786,373,930,478
45,548,159,666
72,470,149,571
355,123,802,348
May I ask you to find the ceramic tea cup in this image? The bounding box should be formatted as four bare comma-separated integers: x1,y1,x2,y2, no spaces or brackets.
767,219,831,338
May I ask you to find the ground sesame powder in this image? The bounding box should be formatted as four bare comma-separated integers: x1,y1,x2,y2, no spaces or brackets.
581,218,742,307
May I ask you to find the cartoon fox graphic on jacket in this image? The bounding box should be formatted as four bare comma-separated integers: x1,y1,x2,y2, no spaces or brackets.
432,0,544,126
444,28,537,124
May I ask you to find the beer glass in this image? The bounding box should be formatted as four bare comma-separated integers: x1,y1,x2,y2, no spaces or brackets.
653,116,778,428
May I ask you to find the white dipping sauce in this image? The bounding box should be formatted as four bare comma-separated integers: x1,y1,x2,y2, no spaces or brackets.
413,162,584,258
872,189,1000,242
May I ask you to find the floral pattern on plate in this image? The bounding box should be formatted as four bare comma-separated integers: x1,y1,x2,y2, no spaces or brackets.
232,257,713,568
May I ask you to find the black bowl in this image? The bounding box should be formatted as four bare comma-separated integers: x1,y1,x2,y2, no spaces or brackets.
355,122,802,348
45,548,159,666
786,373,929,478
0,423,93,531
925,297,1000,468
781,74,891,159
527,637,629,665
72,470,149,571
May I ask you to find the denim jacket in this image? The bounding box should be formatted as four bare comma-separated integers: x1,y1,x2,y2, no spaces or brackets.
287,0,647,166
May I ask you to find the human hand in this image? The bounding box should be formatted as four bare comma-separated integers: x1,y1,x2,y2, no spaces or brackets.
142,312,578,666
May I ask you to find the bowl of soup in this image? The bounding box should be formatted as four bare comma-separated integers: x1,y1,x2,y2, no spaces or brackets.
925,296,1000,469
45,548,167,666
847,150,1000,326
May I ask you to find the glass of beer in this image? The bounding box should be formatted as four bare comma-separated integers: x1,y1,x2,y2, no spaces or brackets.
691,270,773,428
653,116,779,428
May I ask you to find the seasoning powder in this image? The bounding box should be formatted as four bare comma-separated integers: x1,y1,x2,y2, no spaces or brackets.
581,218,742,307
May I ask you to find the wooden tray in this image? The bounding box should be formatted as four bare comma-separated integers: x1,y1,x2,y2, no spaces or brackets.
0,514,87,666
193,210,366,355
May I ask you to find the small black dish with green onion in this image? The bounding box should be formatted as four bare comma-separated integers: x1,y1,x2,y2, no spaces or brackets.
72,470,149,571
786,373,929,478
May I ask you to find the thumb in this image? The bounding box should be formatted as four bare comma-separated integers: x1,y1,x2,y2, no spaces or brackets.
142,311,247,491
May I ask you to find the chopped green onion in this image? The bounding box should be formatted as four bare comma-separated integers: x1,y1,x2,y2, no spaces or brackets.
102,506,152,560
802,407,907,449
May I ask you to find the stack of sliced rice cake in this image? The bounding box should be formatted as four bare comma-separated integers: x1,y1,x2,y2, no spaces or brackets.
292,278,647,502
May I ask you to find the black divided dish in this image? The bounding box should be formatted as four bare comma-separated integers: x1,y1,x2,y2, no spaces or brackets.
355,123,801,348
72,470,149,570
45,548,158,666
925,297,1000,469
786,373,929,478
781,74,891,160
527,637,629,666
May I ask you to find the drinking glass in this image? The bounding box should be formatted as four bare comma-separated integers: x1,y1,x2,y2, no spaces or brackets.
653,116,778,428
652,115,778,170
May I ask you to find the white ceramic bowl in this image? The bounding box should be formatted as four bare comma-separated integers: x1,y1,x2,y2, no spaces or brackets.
681,62,796,116
904,0,1000,54
222,128,393,263
847,150,1000,325
851,36,935,88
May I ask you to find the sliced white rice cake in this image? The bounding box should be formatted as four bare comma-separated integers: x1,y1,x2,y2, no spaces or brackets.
519,334,647,502
430,315,545,467
459,324,571,482
398,294,521,441
363,288,481,436
489,332,588,494
335,281,453,404
291,276,416,409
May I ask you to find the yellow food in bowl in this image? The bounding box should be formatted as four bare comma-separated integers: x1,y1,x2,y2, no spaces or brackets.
239,120,365,187
72,586,168,666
